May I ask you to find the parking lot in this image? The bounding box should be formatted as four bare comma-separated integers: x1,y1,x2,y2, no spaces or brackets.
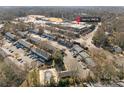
1,39,45,69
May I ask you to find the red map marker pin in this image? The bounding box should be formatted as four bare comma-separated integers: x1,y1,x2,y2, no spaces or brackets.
76,16,81,24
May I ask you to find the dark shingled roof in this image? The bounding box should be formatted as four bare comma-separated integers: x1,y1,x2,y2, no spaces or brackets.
5,32,16,40
79,52,96,67
31,47,51,61
72,45,84,54
17,39,33,49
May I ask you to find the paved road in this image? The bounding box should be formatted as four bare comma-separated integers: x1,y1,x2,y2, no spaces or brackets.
74,23,102,49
